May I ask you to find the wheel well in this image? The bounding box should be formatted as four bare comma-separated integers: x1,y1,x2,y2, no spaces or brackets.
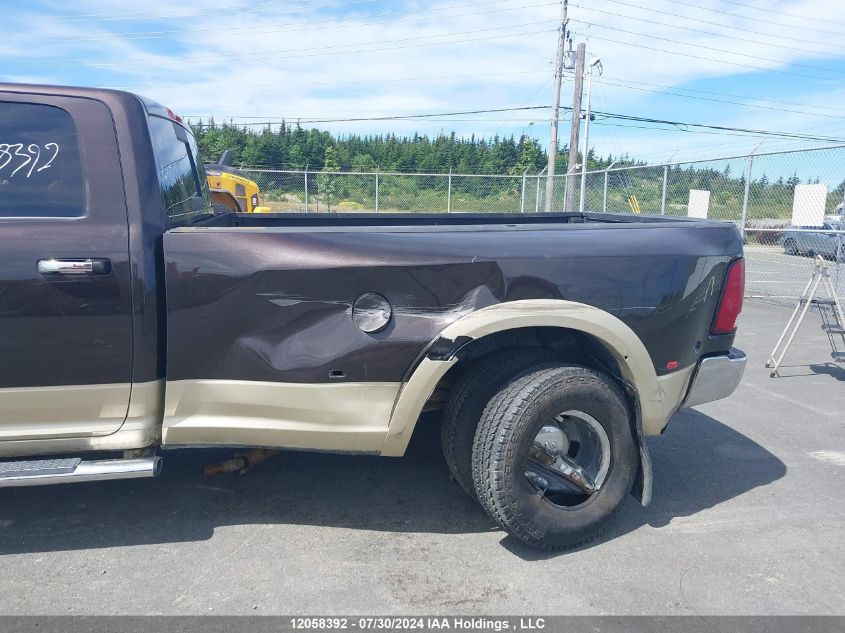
418,325,648,504
424,326,632,414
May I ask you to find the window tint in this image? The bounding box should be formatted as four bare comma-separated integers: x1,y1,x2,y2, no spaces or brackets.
0,102,84,218
148,115,212,228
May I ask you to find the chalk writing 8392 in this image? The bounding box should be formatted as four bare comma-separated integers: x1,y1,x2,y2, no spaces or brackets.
0,142,60,178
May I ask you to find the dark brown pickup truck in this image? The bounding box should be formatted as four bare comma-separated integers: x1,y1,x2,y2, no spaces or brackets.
0,83,746,550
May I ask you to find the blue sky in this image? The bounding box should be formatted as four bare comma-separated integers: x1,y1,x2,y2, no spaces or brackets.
2,0,845,166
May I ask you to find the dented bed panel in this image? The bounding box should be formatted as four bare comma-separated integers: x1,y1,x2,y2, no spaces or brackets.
163,220,741,389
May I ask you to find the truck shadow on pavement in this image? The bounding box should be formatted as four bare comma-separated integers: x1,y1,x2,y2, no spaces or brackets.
0,409,785,556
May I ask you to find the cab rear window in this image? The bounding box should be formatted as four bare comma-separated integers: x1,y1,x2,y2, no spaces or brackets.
148,115,212,228
0,102,84,218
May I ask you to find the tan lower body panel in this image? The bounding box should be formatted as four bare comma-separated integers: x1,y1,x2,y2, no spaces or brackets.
0,380,163,457
162,379,401,453
654,366,696,432
0,382,131,441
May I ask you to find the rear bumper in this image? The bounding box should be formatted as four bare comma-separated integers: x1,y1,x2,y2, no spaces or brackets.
682,347,747,408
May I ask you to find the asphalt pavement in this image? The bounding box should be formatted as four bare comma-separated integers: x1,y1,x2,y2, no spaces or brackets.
745,243,845,300
1,300,843,615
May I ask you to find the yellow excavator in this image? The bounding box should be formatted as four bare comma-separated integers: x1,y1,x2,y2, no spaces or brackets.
205,150,272,213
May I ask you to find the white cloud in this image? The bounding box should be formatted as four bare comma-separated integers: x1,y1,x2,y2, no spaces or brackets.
2,0,845,165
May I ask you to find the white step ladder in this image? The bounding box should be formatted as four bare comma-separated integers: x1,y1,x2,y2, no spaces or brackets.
766,255,845,377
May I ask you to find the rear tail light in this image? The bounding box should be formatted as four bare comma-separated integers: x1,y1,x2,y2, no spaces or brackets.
166,107,183,124
712,258,745,335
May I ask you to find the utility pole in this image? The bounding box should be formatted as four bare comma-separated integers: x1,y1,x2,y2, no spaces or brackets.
544,0,568,212
564,42,586,213
579,56,601,213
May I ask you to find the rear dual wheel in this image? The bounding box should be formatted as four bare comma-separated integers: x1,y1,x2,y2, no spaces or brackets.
440,347,559,499
471,364,637,550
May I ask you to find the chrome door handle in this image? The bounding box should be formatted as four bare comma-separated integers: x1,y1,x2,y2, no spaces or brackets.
38,258,111,275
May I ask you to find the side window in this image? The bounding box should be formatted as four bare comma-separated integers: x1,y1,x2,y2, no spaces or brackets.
0,102,84,218
147,115,212,228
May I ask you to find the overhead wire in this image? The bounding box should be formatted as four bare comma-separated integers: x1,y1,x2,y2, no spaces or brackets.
198,104,845,143
48,0,558,42
712,0,845,28
568,30,841,83
599,0,843,50
570,19,845,77
661,0,841,37
594,77,845,120
570,4,838,57
42,0,380,22
160,69,549,94
591,74,845,116
5,22,557,68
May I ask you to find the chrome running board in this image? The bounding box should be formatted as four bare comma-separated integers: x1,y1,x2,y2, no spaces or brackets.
0,456,161,487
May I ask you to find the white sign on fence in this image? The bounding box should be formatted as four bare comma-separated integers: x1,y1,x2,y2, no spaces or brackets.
791,183,827,227
688,189,711,218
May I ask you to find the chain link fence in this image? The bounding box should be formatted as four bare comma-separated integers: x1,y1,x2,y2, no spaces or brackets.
577,144,845,303
244,144,845,303
245,169,548,214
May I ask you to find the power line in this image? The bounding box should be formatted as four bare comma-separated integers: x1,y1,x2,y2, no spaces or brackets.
156,69,549,94
5,22,556,68
595,74,845,116
661,0,841,37
42,0,378,22
571,19,845,77
210,106,553,124
571,3,838,58
713,0,845,28
592,120,841,141
590,111,845,143
49,0,555,42
594,77,845,120
195,104,845,143
599,0,842,51
569,30,840,83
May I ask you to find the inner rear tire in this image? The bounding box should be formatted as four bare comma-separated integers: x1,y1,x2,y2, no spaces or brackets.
472,364,637,551
440,347,559,498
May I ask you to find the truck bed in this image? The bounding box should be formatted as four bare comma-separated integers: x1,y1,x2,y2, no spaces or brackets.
199,210,729,229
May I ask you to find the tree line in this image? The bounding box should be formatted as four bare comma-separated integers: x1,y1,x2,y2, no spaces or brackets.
190,119,842,219
190,118,632,174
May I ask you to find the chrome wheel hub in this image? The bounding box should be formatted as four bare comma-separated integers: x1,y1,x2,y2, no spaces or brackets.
524,410,611,506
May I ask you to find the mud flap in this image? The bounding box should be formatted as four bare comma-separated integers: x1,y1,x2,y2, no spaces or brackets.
631,439,653,506
629,392,652,506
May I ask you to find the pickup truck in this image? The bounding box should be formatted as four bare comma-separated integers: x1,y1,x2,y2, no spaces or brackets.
0,83,747,551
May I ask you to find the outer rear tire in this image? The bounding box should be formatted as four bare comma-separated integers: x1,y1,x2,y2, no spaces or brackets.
440,347,559,498
784,239,798,256
472,364,637,551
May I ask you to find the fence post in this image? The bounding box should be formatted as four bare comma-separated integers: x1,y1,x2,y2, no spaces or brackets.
375,170,379,213
660,165,668,215
535,176,541,212
603,170,609,213
740,155,753,240
520,171,527,213
304,168,308,213
562,171,568,212
447,168,452,213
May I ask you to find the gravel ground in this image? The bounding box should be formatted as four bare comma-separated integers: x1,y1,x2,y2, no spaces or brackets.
0,299,843,615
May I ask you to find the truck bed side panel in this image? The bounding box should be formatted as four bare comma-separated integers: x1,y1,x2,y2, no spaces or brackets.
163,222,741,385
